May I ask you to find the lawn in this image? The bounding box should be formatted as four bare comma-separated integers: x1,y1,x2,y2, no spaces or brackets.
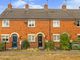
0,49,80,60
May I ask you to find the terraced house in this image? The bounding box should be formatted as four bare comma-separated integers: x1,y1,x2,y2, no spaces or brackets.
0,3,80,49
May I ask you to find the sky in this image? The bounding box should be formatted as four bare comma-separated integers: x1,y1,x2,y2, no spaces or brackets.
0,0,80,14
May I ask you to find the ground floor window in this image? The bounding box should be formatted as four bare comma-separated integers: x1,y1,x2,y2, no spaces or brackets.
28,34,35,42
1,34,9,43
77,34,80,40
53,34,60,42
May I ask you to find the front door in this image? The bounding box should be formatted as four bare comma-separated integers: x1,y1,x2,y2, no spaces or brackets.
38,34,43,48
12,34,18,48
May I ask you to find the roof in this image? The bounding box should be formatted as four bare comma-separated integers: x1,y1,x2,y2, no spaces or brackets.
0,8,80,19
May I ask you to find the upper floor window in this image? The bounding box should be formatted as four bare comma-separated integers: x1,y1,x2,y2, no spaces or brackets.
2,19,10,27
28,19,35,27
53,34,60,42
53,20,60,27
28,34,35,42
75,20,80,26
1,34,9,43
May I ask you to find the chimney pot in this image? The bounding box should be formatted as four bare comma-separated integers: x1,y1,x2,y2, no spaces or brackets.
62,4,67,11
25,4,29,9
44,4,48,10
8,3,12,9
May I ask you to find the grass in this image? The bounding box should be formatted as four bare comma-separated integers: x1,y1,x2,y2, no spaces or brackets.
0,49,80,60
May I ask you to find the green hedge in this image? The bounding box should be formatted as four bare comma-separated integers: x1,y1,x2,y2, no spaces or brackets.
60,33,70,50
45,40,54,50
0,43,5,51
21,40,30,49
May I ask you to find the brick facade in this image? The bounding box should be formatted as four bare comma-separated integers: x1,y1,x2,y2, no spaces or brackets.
0,19,79,49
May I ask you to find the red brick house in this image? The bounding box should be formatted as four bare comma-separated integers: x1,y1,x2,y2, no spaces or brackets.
0,3,80,49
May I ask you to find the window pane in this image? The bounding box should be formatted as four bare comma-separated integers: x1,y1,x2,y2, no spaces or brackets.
53,34,60,42
1,34,9,42
2,19,9,27
28,34,35,42
32,36,34,40
57,35,60,40
53,20,60,27
28,35,32,41
28,20,35,27
53,35,56,40
2,39,6,42
6,39,8,41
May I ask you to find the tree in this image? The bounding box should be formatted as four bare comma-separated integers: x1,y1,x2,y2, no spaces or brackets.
60,32,70,50
21,40,30,49
45,40,54,50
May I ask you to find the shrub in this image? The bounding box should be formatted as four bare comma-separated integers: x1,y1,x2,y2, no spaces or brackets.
77,35,80,41
45,40,54,50
72,41,80,50
21,40,30,49
60,32,70,50
0,43,5,51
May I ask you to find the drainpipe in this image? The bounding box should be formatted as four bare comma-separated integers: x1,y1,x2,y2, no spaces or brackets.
49,19,51,40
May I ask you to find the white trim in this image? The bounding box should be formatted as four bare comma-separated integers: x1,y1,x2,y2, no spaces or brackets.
2,19,10,27
28,19,35,27
53,20,60,27
1,34,10,43
10,32,19,37
28,34,36,42
77,34,80,35
53,34,60,35
36,32,45,37
53,34,60,42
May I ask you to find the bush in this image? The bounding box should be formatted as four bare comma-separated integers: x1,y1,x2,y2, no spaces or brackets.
76,35,80,41
60,32,70,50
72,41,80,50
21,40,30,49
0,43,5,51
45,40,54,50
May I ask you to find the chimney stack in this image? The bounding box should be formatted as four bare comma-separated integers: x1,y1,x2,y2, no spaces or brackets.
44,4,48,11
8,3,12,9
25,4,29,9
62,4,67,11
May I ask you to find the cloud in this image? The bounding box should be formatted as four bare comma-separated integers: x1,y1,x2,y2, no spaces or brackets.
66,0,80,9
0,5,6,14
29,4,43,9
12,0,43,9
12,0,26,8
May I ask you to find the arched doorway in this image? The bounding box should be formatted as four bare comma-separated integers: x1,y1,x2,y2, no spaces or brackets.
38,34,43,48
12,34,18,48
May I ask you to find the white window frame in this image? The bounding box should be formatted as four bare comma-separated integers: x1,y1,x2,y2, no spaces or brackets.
53,34,60,42
77,34,80,37
28,34,35,42
2,19,10,27
28,19,35,27
1,34,10,43
53,20,60,27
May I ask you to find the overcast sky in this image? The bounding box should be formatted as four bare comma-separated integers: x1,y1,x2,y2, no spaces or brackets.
0,0,80,14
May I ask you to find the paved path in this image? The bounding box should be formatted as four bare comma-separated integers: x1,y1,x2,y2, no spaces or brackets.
0,50,80,60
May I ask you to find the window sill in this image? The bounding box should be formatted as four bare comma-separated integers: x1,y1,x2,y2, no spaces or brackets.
29,41,35,43
53,27,60,28
2,42,9,43
2,26,10,28
53,40,60,42
76,26,80,28
28,26,35,28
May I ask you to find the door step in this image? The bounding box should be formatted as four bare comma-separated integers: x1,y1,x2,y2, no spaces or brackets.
39,47,44,50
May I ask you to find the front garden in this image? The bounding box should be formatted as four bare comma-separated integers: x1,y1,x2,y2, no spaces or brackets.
0,32,80,51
